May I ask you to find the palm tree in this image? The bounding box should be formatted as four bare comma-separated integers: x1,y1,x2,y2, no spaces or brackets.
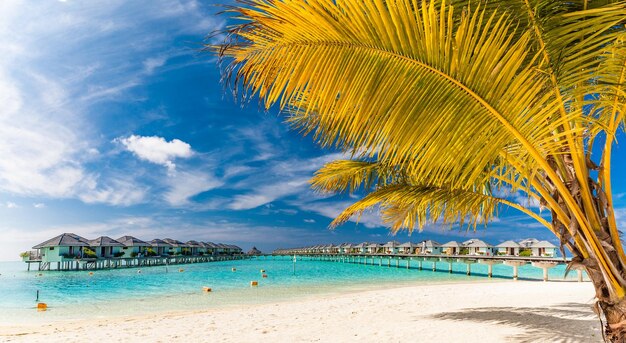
214,0,626,340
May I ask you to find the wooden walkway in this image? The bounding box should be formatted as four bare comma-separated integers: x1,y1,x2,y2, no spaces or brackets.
25,254,248,271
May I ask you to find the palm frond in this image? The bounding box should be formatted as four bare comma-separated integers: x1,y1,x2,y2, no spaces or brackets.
330,183,502,232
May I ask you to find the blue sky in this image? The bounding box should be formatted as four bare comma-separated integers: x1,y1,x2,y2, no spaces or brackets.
1,0,625,260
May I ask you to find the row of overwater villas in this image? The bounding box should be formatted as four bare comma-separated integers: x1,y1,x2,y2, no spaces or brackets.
274,238,558,258
28,233,243,263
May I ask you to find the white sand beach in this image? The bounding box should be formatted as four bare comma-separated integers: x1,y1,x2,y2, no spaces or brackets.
0,281,600,343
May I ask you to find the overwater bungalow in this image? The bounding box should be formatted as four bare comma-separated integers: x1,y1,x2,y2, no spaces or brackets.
366,243,381,254
382,241,400,254
89,236,124,258
116,236,151,258
531,241,557,257
441,241,461,255
204,242,219,255
150,239,172,256
32,233,90,261
496,240,520,256
354,242,368,254
398,242,418,254
417,240,441,254
186,240,204,255
463,239,494,255
339,243,352,254
162,238,187,255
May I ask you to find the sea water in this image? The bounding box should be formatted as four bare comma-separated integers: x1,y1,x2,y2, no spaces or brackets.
0,257,584,324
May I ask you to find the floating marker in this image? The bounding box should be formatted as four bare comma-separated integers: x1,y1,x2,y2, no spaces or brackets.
262,274,268,278
37,303,47,311
250,281,258,286
179,268,184,272
89,272,94,276
232,268,236,272
38,273,43,277
260,269,265,273
137,270,142,274
202,286,212,292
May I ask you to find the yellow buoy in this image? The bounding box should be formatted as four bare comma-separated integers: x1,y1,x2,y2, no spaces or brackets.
232,268,236,272
262,274,268,278
179,268,184,272
250,281,258,286
37,303,47,311
88,272,94,276
202,286,212,292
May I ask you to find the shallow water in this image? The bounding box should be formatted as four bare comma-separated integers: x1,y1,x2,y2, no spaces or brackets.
0,257,585,324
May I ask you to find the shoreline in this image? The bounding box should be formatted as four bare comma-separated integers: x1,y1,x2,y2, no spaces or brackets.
0,280,601,342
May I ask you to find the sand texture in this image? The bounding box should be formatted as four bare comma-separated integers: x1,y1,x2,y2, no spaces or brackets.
0,281,600,343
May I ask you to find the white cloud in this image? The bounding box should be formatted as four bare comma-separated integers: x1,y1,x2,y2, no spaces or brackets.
117,135,193,172
304,219,316,223
143,56,167,75
33,203,46,208
6,202,18,209
164,170,223,206
229,178,309,210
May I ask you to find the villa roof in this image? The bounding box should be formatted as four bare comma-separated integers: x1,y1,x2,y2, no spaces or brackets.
89,236,124,247
518,238,539,248
531,240,557,248
354,242,368,248
215,243,229,249
383,241,401,248
247,246,262,255
366,243,381,248
116,236,150,247
496,240,520,248
420,240,441,248
203,242,219,248
33,233,90,249
163,238,186,247
398,242,418,248
441,241,461,247
150,239,172,247
185,240,204,248
464,239,491,248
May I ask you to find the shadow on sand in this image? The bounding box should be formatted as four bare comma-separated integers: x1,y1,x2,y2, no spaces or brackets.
433,302,602,342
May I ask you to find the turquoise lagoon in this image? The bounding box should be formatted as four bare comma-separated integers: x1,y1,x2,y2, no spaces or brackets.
0,257,584,324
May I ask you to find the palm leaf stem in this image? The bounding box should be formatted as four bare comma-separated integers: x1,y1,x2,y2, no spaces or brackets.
519,0,624,296
521,0,605,242
499,199,552,230
600,55,626,265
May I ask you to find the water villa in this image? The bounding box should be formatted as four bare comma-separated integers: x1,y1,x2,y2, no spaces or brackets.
23,233,244,271
273,238,570,281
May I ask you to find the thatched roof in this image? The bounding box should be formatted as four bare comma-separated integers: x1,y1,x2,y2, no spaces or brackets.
519,238,540,248
398,242,418,248
495,240,520,248
33,233,90,249
247,246,262,255
163,238,186,247
463,239,491,248
420,240,441,248
150,239,172,247
116,236,150,247
89,236,124,247
532,240,557,248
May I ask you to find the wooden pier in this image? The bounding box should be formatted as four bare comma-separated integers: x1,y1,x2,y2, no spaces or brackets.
25,254,248,271
265,253,585,282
